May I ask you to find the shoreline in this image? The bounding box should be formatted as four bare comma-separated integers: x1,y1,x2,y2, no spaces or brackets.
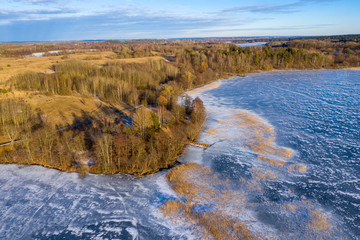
1,67,358,177
346,66,360,70
185,66,360,95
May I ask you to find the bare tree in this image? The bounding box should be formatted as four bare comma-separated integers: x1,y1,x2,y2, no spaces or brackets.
133,107,154,136
95,133,114,173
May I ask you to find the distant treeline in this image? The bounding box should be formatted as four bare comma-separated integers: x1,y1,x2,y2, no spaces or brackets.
1,34,360,59
11,60,180,106
9,40,360,102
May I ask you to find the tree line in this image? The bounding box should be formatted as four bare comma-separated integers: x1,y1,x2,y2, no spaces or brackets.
1,39,359,175
0,96,205,176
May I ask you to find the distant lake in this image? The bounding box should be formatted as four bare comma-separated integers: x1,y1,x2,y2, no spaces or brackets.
25,49,95,58
237,42,267,47
26,50,61,58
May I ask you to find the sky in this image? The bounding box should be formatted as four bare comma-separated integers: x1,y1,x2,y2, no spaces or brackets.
0,0,359,41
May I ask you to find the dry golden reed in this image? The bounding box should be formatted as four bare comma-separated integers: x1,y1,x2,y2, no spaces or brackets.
205,110,308,173
161,200,255,240
257,156,287,167
162,163,337,239
162,163,257,239
187,81,222,95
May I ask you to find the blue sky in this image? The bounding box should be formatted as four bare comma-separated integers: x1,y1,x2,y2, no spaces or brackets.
0,0,359,41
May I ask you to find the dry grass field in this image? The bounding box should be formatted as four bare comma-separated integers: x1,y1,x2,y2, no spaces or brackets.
0,51,166,84
0,93,130,142
0,51,161,142
24,94,122,129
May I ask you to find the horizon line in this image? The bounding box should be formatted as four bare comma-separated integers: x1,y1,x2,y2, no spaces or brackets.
1,33,359,44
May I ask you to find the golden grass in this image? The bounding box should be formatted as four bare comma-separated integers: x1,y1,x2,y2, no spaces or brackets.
0,56,57,84
163,162,336,239
307,209,330,232
246,167,277,191
0,90,130,143
166,163,219,204
204,111,305,175
279,200,336,239
186,81,222,95
251,167,277,181
297,165,307,172
161,200,255,240
282,203,299,212
0,51,162,143
257,156,287,167
162,163,256,239
205,128,218,135
347,67,360,70
0,52,166,84
208,110,296,172
203,126,233,141
223,110,294,160
287,163,307,173
0,135,10,143
23,94,126,129
0,145,14,155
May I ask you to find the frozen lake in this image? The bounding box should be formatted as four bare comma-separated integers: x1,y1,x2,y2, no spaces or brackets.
237,42,267,47
1,69,359,239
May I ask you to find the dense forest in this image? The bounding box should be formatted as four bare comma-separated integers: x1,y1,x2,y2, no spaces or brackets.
0,36,359,175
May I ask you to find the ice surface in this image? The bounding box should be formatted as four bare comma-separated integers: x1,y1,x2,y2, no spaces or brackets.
188,69,359,239
1,69,359,239
0,165,192,239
